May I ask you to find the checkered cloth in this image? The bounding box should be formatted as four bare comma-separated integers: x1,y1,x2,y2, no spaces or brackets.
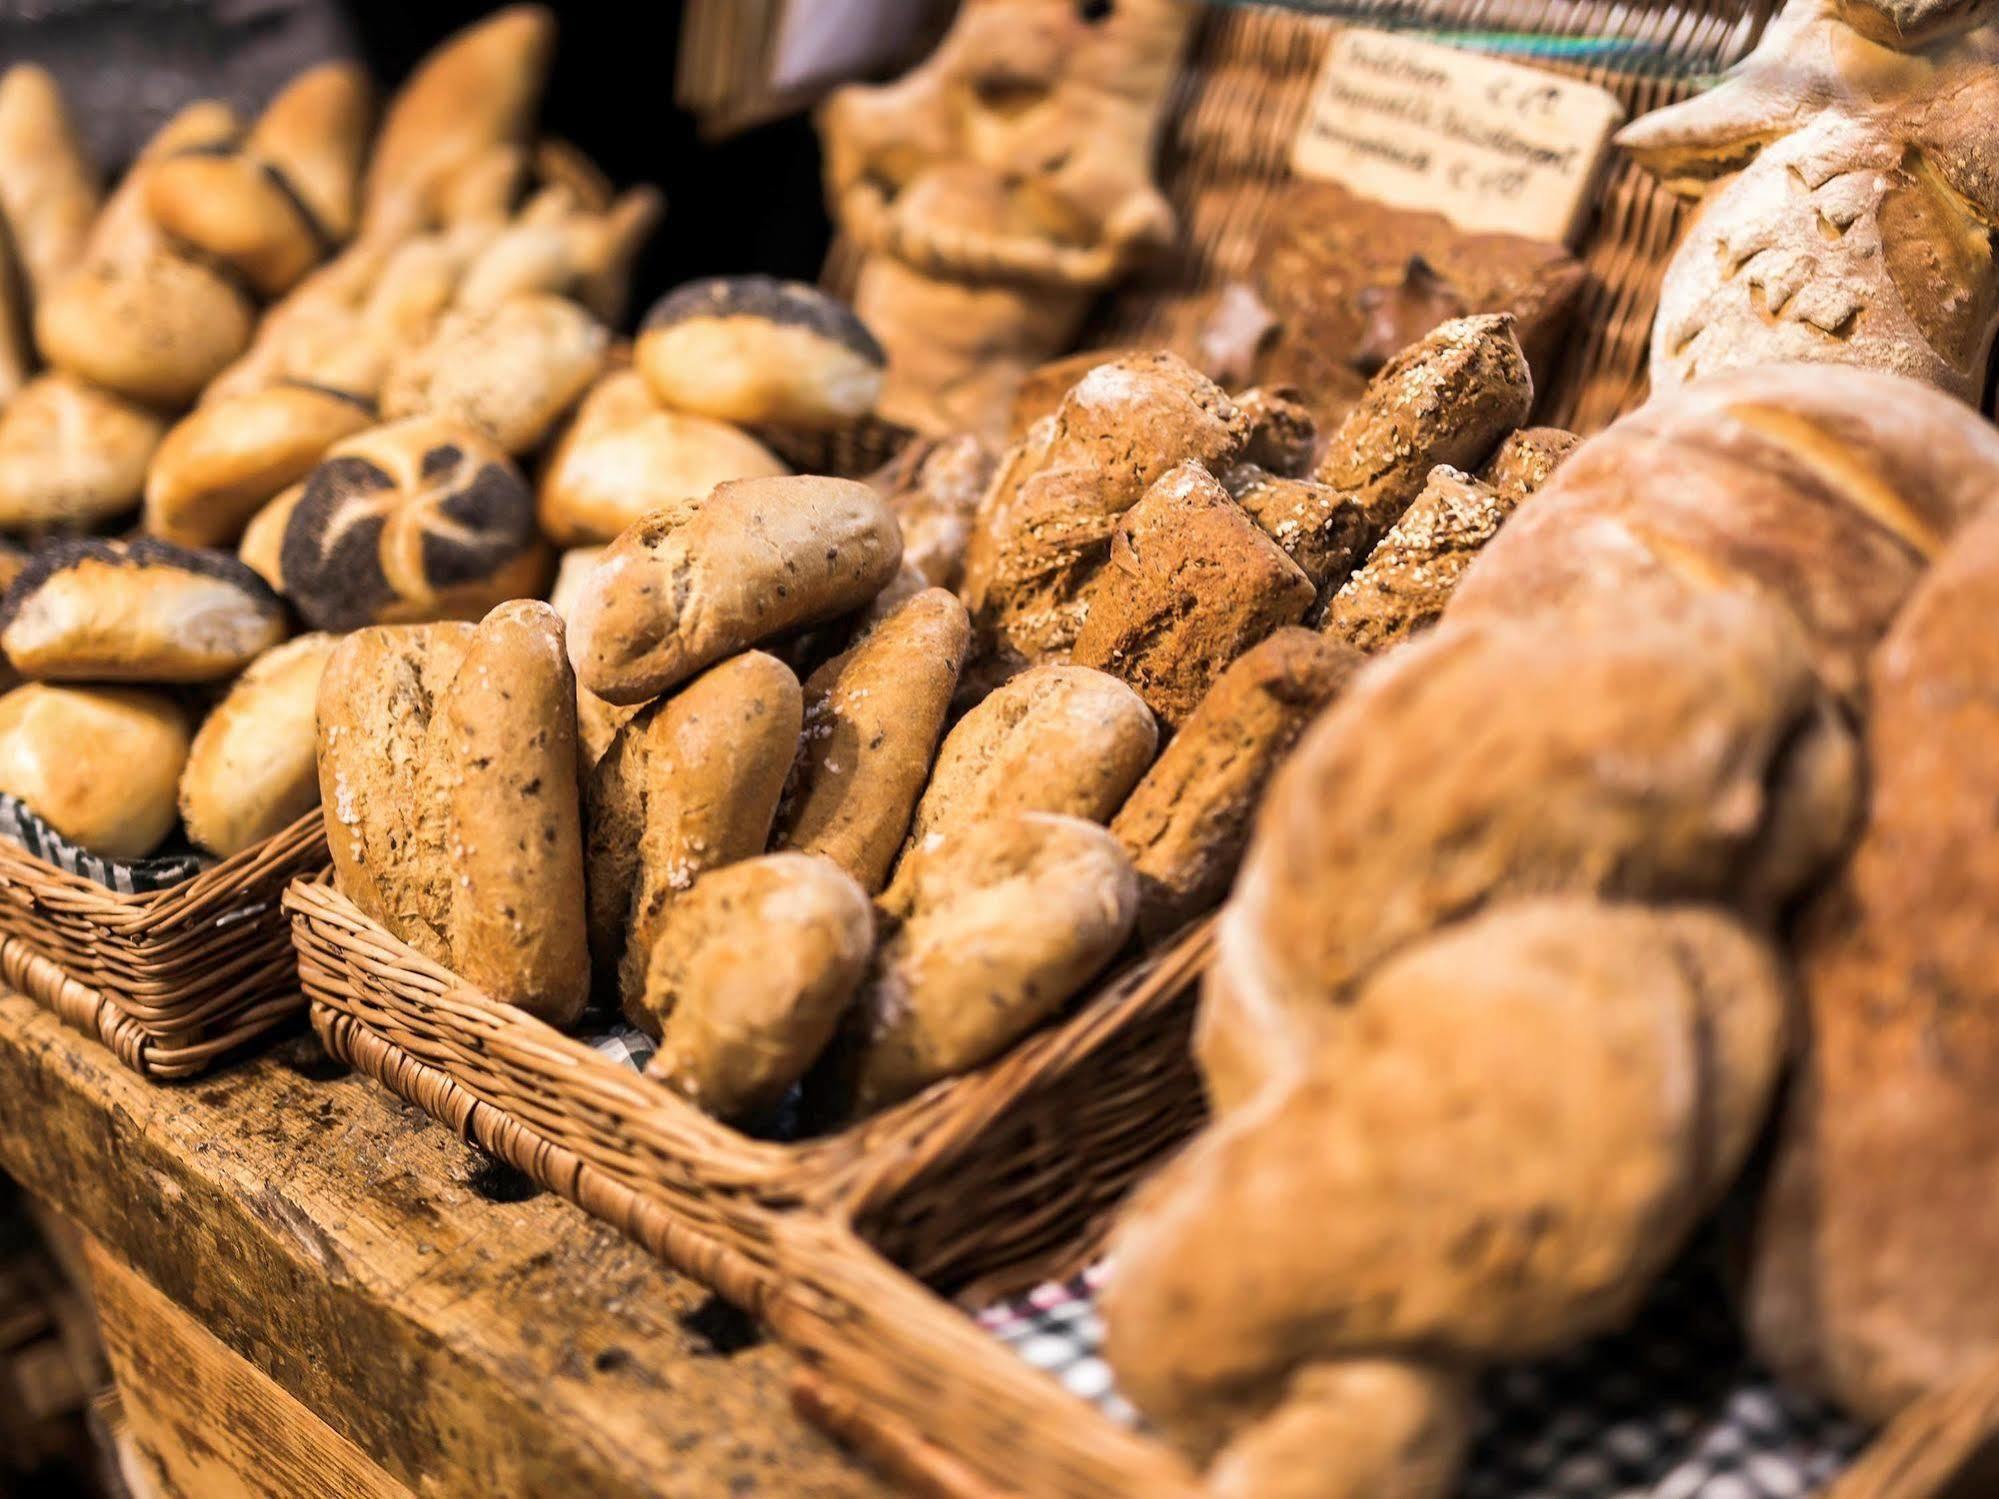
589,1022,658,1073
0,793,208,893
978,1255,1868,1497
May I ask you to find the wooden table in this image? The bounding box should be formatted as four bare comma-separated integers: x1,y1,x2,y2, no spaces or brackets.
0,993,886,1498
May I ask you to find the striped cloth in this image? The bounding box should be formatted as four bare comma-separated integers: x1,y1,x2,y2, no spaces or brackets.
0,793,207,894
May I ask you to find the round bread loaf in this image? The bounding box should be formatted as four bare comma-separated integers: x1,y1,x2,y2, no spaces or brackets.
145,383,375,548
0,374,166,533
0,537,288,682
635,276,884,430
279,417,551,630
537,369,787,545
179,632,338,857
36,252,256,411
0,683,189,859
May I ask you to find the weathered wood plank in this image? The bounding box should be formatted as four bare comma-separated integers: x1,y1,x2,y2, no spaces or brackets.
0,996,882,1498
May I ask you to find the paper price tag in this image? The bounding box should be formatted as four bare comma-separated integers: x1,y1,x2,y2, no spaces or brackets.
1292,30,1626,245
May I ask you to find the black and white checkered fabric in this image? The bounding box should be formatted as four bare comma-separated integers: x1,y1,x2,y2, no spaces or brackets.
977,1255,1867,1497
589,1021,658,1073
0,793,208,894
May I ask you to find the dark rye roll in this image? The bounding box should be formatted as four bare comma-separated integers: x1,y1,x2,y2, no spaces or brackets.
635,275,885,430
0,536,288,682
278,417,552,631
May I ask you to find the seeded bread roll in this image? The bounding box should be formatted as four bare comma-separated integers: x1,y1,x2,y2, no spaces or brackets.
1112,630,1360,943
1218,464,1374,598
421,600,589,1025
892,664,1157,889
380,293,610,454
279,418,551,631
1071,461,1315,730
569,474,902,705
853,811,1139,1112
0,67,100,314
143,63,372,297
1,538,288,682
635,276,885,429
0,683,188,859
776,588,971,894
1235,386,1318,477
1476,426,1578,506
0,374,166,533
179,633,338,857
1322,466,1523,655
585,651,803,1015
145,384,375,548
537,369,788,546
1310,314,1532,557
315,623,475,960
238,483,303,589
641,852,875,1120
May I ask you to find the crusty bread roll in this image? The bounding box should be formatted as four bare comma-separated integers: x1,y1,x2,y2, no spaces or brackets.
145,383,375,548
0,683,188,859
775,587,971,894
1234,386,1318,477
316,622,475,957
1,538,289,683
635,276,885,430
852,811,1138,1112
1070,461,1314,729
0,66,99,311
179,633,338,857
421,600,590,1025
1219,463,1371,598
279,417,551,631
546,545,635,763
1475,425,1577,505
641,852,874,1120
238,482,303,589
585,650,802,1015
865,432,992,592
0,374,166,533
380,293,609,454
569,474,902,705
537,370,788,546
455,181,663,324
1112,629,1358,943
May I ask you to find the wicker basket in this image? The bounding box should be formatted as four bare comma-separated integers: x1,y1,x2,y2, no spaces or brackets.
288,876,1214,1309
0,813,328,1079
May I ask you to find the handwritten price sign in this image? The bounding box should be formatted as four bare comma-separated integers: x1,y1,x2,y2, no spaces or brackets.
1291,31,1626,245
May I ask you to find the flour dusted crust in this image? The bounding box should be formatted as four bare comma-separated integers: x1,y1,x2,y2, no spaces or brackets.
180,632,338,857
1070,461,1314,729
0,684,188,859
1746,505,1999,1423
775,588,970,895
145,383,374,548
853,811,1138,1112
0,537,288,682
568,474,901,705
1111,629,1359,944
537,370,788,547
1619,0,1999,400
0,374,166,533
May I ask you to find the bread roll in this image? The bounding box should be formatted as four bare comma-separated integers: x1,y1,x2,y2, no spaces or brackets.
635,276,885,429
145,384,375,547
1113,629,1359,943
380,293,610,454
585,651,802,1014
866,432,992,591
641,852,874,1120
894,664,1157,883
455,182,663,323
569,474,902,704
0,684,187,859
1476,425,1578,505
1234,386,1318,477
537,369,787,546
1,538,288,683
775,588,970,894
0,68,98,313
853,811,1138,1112
279,417,550,631
0,374,166,533
421,601,589,1025
1219,463,1373,597
1071,461,1315,729
180,633,338,857
1205,1362,1467,1499
546,545,635,763
316,623,475,959
238,482,302,589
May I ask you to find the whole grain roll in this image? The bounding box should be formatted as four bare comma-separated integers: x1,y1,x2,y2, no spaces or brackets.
1476,426,1578,505
635,276,885,429
180,633,338,857
0,684,188,859
569,474,902,705
1,537,288,683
